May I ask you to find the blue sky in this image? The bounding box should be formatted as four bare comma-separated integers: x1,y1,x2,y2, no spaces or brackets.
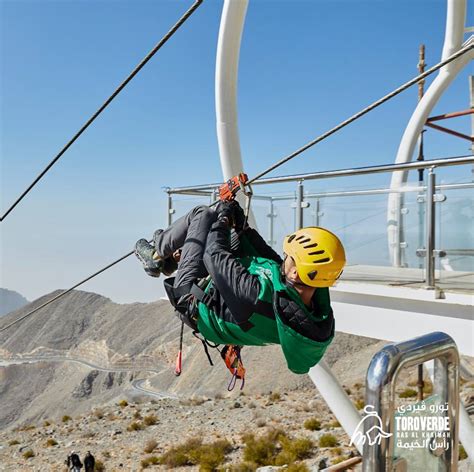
1,0,473,303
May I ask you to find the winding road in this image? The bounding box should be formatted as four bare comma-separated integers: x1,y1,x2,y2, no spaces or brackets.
0,356,178,400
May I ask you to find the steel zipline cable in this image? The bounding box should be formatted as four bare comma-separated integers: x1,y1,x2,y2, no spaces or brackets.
1,40,473,334
0,0,203,223
248,39,474,184
0,250,135,333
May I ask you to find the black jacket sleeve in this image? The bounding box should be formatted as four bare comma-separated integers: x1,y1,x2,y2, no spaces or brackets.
203,220,261,325
240,227,283,264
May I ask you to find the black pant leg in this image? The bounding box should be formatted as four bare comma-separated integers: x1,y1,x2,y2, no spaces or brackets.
174,206,217,288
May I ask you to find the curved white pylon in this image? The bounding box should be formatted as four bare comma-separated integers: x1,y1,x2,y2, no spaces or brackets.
216,0,248,181
215,1,255,218
387,0,472,266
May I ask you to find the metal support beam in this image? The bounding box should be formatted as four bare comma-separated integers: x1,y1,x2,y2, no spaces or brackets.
427,108,474,121
309,362,363,455
425,121,474,142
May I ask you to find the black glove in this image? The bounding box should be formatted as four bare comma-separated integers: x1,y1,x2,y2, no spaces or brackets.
232,201,246,231
215,200,236,226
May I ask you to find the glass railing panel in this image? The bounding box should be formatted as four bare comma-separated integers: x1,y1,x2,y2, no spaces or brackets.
437,184,474,293
168,195,213,223
166,165,474,293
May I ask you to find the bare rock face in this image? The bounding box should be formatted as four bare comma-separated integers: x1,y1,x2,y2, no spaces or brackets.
72,370,100,398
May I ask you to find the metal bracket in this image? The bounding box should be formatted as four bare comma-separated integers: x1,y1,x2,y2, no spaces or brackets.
400,242,408,249
416,249,447,258
416,193,446,203
266,213,277,218
291,202,310,209
168,209,176,215
401,207,409,215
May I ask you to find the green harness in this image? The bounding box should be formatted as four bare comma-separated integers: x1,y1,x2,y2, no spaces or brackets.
196,256,334,374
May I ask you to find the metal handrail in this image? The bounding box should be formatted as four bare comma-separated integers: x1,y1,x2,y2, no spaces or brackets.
166,155,474,193
168,181,474,199
165,156,473,289
269,182,474,201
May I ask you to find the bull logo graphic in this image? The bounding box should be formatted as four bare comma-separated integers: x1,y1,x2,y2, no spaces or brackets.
350,405,393,448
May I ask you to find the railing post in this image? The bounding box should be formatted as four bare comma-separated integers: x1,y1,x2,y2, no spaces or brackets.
166,190,174,226
267,198,276,247
293,180,309,230
425,167,436,288
296,180,304,229
312,197,323,227
417,181,426,269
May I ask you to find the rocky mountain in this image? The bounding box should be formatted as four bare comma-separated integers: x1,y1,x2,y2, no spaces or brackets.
0,288,29,317
0,289,383,431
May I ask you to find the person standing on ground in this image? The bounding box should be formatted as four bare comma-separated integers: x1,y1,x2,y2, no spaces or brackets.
66,450,83,471
84,451,95,472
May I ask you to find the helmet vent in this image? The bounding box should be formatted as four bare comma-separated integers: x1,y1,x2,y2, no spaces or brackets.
314,257,330,264
299,238,311,244
309,250,325,255
287,234,296,243
307,270,318,280
304,243,318,249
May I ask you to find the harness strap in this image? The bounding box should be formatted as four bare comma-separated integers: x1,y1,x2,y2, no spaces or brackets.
189,283,214,307
192,331,218,366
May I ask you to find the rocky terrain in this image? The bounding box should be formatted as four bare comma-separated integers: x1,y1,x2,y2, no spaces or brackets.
0,387,359,471
0,290,473,471
0,290,383,430
1,377,473,472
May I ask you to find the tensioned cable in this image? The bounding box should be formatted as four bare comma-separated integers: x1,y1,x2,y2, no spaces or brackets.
248,40,474,184
0,0,203,223
1,42,472,333
0,250,135,333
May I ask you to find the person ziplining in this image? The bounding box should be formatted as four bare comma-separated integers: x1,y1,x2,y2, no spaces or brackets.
3,41,467,335
134,194,346,388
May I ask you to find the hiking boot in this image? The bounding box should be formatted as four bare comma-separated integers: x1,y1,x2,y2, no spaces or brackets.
135,239,163,278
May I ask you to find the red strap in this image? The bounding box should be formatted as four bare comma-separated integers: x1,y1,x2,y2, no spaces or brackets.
175,350,182,376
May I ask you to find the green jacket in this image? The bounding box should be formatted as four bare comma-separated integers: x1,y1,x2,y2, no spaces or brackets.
197,238,334,374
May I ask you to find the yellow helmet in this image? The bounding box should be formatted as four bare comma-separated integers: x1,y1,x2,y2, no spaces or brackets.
283,227,346,287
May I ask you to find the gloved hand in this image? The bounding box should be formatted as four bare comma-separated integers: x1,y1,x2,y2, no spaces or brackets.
215,200,235,226
232,201,246,231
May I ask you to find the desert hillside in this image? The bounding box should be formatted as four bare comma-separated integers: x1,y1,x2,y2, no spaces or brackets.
0,290,383,430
